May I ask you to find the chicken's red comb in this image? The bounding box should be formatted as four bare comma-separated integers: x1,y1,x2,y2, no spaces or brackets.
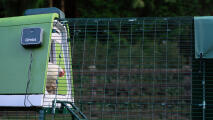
59,69,65,77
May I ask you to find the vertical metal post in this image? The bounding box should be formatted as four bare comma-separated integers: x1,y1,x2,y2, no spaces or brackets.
72,114,75,120
199,53,206,120
39,109,45,120
89,65,97,96
202,61,206,120
52,99,56,120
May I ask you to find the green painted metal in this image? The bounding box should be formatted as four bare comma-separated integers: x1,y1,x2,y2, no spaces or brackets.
193,16,213,119
52,100,88,120
39,109,46,120
194,16,213,59
0,13,59,94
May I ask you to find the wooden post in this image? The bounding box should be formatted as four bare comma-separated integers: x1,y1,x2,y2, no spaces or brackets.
61,0,65,12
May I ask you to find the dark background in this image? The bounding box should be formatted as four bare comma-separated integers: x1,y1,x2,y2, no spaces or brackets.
1,0,213,18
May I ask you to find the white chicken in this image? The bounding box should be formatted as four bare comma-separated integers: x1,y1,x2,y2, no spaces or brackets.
46,62,65,94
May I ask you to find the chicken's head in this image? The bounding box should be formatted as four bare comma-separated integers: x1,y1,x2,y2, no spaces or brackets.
59,68,65,77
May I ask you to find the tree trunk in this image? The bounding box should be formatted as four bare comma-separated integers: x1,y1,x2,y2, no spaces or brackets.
65,0,77,17
61,0,65,12
49,0,53,7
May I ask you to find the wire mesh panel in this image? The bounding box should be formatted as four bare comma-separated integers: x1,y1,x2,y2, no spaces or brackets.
0,110,39,119
43,20,74,107
68,18,194,120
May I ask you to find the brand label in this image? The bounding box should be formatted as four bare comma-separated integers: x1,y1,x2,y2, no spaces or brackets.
25,38,37,42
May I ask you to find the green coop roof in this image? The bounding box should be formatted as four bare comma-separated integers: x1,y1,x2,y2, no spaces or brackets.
0,13,58,94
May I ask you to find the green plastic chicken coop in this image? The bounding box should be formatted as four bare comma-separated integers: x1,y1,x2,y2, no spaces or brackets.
0,7,87,119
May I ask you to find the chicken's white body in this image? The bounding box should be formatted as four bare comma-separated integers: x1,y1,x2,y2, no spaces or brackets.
46,62,64,94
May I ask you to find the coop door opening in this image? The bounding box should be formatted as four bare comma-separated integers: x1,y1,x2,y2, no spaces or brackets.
46,20,69,95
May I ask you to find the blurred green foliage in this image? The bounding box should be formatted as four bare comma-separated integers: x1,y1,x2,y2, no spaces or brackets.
0,0,47,17
1,0,213,18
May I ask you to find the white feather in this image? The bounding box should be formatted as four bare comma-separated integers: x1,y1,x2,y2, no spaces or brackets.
46,62,64,94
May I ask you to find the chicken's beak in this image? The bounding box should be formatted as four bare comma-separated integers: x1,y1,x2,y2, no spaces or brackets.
59,69,65,77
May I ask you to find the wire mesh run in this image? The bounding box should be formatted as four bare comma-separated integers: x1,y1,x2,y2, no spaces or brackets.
68,17,194,120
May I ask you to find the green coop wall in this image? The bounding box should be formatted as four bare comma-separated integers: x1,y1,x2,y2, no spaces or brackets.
0,13,58,94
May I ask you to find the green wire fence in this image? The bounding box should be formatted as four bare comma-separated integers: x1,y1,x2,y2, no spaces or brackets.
69,17,193,120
